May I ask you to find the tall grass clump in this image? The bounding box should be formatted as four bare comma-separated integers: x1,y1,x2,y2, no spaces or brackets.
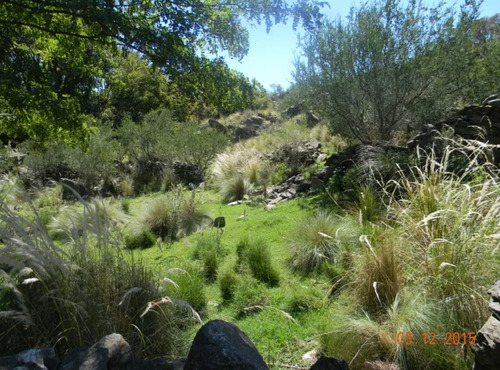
289,210,359,274
48,198,128,241
136,187,209,242
192,233,227,281
211,146,261,202
351,231,403,310
321,290,454,369
387,143,500,329
235,236,280,287
0,199,178,358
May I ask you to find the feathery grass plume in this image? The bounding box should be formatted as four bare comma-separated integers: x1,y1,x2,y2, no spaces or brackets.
235,236,280,287
320,289,456,369
119,174,134,197
34,184,63,209
289,210,358,274
0,174,27,207
385,142,500,328
136,186,209,242
49,198,128,241
0,198,178,358
351,230,402,311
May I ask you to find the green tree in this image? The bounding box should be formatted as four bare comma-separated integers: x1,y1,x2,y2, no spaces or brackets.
293,0,484,143
0,0,326,143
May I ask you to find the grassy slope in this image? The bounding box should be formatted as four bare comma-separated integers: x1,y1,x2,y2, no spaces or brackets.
127,190,344,367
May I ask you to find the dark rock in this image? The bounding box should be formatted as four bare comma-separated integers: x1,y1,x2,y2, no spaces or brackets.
91,333,133,370
0,348,58,370
309,356,349,370
310,176,325,190
257,113,278,123
184,320,268,370
208,119,227,133
129,358,170,370
242,116,265,129
173,161,203,186
61,178,91,200
234,127,257,142
284,105,302,117
489,280,500,320
473,316,500,370
306,111,321,127
314,167,335,182
213,217,226,228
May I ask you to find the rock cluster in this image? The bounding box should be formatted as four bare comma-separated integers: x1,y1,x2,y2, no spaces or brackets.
408,94,500,163
0,320,348,370
473,280,500,370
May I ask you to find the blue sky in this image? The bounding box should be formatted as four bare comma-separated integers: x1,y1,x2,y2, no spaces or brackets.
218,0,499,91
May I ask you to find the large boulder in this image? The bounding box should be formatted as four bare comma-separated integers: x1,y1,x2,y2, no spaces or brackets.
233,126,257,142
184,320,268,370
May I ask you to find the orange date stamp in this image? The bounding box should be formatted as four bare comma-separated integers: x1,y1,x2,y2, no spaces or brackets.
396,331,476,346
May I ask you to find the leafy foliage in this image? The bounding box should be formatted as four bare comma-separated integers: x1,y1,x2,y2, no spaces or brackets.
293,0,491,142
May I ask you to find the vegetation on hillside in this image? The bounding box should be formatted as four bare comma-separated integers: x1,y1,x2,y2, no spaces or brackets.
0,0,499,369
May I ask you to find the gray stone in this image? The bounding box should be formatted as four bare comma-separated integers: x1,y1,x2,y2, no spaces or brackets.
242,116,265,129
90,333,133,370
234,127,256,142
184,320,268,370
473,316,500,370
316,153,328,163
0,348,57,370
208,119,227,133
310,176,325,190
306,111,321,127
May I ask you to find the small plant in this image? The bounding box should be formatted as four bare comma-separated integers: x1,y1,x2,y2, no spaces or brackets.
288,285,324,313
236,236,280,287
164,265,207,315
219,269,238,302
233,278,269,318
193,234,226,281
125,229,157,249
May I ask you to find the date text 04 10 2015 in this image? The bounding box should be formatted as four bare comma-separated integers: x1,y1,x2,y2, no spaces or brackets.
396,332,476,346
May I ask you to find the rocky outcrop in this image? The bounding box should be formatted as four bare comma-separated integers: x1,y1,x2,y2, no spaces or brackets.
269,140,323,167
242,116,265,130
408,95,500,163
473,280,500,370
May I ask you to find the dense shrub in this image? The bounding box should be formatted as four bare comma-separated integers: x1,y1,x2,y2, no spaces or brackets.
0,200,177,358
219,269,238,302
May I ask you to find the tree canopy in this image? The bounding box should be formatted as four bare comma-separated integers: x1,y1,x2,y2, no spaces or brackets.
0,0,326,143
292,0,499,143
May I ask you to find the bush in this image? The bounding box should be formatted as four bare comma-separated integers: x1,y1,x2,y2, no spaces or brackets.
0,199,178,358
236,236,280,287
125,229,157,249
